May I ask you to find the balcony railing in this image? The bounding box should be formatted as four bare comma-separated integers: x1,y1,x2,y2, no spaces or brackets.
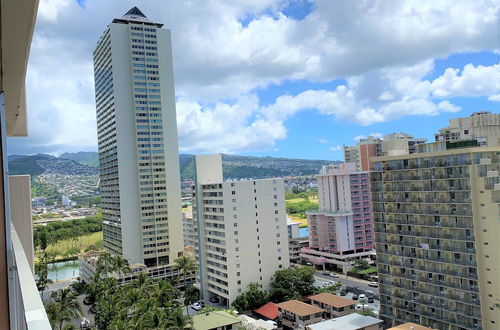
10,228,51,329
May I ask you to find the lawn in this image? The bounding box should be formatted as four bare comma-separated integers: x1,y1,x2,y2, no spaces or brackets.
288,214,309,227
35,231,103,261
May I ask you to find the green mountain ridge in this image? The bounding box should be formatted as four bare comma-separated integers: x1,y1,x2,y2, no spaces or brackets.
9,152,339,180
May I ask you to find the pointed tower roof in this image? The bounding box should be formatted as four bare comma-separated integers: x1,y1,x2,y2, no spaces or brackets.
124,6,147,18
113,6,163,27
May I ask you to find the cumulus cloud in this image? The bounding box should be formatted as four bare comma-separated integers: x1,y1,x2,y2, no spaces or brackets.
11,0,500,155
330,145,342,151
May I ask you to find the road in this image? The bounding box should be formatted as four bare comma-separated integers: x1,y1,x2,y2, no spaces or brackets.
314,271,379,296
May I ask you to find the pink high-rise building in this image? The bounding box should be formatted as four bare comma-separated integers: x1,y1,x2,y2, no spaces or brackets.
302,163,375,273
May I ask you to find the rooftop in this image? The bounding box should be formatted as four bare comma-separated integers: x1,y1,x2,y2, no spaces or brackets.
308,293,356,308
112,6,163,27
277,300,324,317
305,313,383,330
387,322,433,330
254,302,279,320
192,311,240,330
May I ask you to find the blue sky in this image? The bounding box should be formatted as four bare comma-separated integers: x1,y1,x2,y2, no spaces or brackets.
8,0,500,161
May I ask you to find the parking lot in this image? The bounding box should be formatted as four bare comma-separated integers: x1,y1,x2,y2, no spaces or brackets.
314,275,380,315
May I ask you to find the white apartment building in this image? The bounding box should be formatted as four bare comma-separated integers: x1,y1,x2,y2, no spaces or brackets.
93,7,183,267
193,155,290,307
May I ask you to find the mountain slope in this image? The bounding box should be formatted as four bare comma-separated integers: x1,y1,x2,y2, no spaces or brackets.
59,151,99,167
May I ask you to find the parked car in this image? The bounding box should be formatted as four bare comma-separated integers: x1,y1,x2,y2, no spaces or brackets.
322,271,331,276
368,281,379,287
191,302,202,311
330,273,339,278
358,294,367,301
366,291,374,303
355,304,370,310
340,288,347,296
352,294,359,300
322,281,336,287
209,296,220,303
199,301,206,308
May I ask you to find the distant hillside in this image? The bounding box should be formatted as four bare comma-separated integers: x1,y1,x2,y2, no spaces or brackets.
60,151,99,167
179,154,337,180
8,154,54,176
9,152,338,182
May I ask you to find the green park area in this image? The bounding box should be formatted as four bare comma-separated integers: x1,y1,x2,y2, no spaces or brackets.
34,214,103,262
285,191,318,228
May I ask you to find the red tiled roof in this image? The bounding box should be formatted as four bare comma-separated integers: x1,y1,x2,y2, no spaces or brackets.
254,302,279,320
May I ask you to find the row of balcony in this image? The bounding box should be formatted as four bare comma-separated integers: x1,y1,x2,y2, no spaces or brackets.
377,257,477,279
385,293,481,320
379,265,478,289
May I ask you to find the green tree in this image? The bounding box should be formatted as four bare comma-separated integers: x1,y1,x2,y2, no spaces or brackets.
36,267,53,299
269,266,315,302
39,229,48,251
352,258,370,271
46,288,82,329
173,255,197,289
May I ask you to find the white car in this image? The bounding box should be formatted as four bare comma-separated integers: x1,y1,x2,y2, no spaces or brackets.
191,302,202,311
322,281,336,287
355,304,370,310
358,294,367,300
330,273,339,278
368,281,378,287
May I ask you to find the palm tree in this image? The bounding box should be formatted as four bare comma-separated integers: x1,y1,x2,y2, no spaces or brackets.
173,256,198,289
166,307,193,330
36,267,53,299
46,288,82,330
112,255,130,277
96,252,115,276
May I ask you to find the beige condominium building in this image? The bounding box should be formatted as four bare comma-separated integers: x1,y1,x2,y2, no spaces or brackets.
372,146,500,329
93,7,183,267
344,133,426,171
435,111,500,147
193,154,290,307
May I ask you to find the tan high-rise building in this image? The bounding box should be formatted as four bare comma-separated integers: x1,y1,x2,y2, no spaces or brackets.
372,147,500,329
344,133,426,171
93,7,183,267
193,154,290,307
435,111,500,147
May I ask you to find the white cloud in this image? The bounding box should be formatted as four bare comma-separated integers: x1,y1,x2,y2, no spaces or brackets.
488,94,500,102
353,135,366,141
431,63,500,98
330,145,342,151
318,138,327,144
11,0,500,155
37,0,71,22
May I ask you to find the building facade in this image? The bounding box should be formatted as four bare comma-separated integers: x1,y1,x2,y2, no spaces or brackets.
435,111,500,147
193,154,290,306
93,7,183,267
372,147,500,329
344,133,426,171
302,163,375,273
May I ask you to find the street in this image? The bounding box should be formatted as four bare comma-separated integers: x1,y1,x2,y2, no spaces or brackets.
314,271,379,296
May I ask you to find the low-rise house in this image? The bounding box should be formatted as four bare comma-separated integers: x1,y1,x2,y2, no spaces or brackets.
305,313,383,330
254,301,280,321
192,311,241,330
277,300,324,330
387,322,433,330
308,292,356,318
